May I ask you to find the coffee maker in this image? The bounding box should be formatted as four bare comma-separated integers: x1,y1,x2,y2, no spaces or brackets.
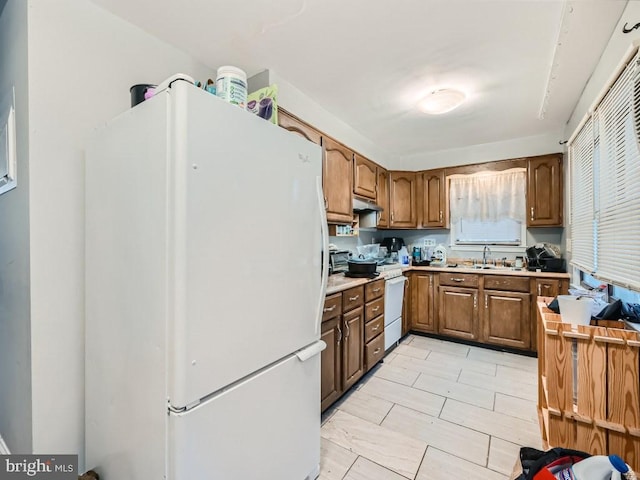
381,237,405,261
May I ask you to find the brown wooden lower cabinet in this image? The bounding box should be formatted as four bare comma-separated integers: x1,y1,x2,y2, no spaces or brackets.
482,290,531,349
342,306,365,391
438,286,479,341
410,273,436,333
406,272,568,353
320,317,342,411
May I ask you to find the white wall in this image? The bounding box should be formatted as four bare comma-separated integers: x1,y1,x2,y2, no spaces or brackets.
566,1,640,138
397,130,564,171
0,0,33,454
26,0,215,467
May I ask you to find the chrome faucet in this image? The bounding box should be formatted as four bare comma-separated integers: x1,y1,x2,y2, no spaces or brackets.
482,245,491,266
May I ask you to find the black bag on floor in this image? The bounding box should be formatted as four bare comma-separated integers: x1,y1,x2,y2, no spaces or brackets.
515,446,591,480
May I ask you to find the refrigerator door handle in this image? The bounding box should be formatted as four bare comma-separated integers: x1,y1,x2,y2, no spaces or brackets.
295,340,326,362
316,176,329,335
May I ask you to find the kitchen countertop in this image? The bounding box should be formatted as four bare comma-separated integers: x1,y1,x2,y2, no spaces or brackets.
326,270,398,295
326,265,570,295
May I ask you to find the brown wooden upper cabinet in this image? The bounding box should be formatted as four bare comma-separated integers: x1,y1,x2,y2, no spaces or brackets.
527,154,563,227
389,171,417,228
376,167,390,228
353,154,377,200
278,109,322,146
324,137,354,224
421,169,447,228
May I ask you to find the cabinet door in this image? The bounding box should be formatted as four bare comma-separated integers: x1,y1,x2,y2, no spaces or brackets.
342,306,365,391
389,171,417,228
320,317,342,412
412,273,436,333
324,137,354,224
377,167,390,228
438,286,478,340
422,169,447,228
527,154,563,227
278,109,322,145
483,290,531,350
531,278,567,354
353,154,377,199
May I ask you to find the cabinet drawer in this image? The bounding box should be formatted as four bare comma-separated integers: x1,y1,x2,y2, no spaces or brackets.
365,332,385,371
484,275,530,293
322,293,342,322
439,273,479,288
343,286,365,312
365,279,385,302
364,316,384,343
365,297,385,322
535,279,561,297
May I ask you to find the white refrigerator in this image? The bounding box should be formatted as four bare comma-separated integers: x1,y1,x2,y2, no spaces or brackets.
85,80,328,480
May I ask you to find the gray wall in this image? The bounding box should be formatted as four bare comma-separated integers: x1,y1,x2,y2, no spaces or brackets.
0,0,32,454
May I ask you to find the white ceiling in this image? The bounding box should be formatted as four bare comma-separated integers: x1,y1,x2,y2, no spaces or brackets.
92,0,626,159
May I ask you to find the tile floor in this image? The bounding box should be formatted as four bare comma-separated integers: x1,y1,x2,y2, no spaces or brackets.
320,334,541,480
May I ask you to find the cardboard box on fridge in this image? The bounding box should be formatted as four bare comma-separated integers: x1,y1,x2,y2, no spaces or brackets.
247,85,278,124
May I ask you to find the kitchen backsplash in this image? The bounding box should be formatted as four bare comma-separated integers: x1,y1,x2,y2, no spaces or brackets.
330,227,564,261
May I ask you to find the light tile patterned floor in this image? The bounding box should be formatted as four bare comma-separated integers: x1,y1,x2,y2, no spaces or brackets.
320,334,541,480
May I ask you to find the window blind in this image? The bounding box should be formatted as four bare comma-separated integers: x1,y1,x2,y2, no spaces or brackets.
569,117,595,273
568,49,640,291
595,54,640,290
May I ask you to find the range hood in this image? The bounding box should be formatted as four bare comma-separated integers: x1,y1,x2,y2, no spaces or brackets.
353,197,383,212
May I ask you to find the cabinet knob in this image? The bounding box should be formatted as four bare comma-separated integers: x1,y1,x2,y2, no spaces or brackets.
485,294,488,309
323,305,336,313
345,321,350,339
530,207,535,221
473,294,477,309
337,325,342,345
451,278,464,282
349,295,360,301
372,325,379,331
373,288,381,293
391,212,395,221
372,306,380,312
374,348,381,354
440,210,443,223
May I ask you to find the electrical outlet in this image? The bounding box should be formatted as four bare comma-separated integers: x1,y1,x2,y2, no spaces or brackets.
423,238,436,247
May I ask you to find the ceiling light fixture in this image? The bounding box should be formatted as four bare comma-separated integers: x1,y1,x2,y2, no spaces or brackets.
419,88,466,114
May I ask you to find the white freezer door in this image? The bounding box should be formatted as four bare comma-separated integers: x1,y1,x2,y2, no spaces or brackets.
168,342,322,480
167,83,327,408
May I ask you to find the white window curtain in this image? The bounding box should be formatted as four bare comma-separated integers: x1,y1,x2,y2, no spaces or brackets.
449,169,526,223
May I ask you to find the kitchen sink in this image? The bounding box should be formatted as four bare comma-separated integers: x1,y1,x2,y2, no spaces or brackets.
471,264,514,270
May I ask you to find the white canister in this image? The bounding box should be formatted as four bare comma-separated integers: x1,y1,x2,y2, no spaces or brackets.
215,66,247,108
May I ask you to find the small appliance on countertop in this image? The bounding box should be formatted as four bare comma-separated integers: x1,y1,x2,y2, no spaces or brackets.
381,237,405,262
526,243,566,272
329,250,351,275
430,244,447,266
